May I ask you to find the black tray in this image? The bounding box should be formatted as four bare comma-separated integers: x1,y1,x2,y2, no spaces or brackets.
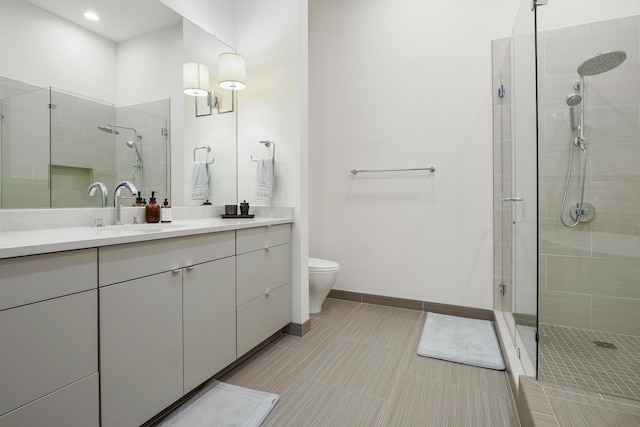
221,214,255,218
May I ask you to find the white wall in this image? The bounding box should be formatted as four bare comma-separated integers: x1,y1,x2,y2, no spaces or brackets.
537,0,640,31
159,0,236,49
0,0,116,102
309,0,519,309
236,0,309,324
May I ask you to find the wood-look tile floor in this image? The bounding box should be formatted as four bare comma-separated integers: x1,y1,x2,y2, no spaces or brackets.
220,299,521,426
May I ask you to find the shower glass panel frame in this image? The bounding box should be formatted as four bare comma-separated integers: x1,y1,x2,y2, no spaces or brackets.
492,0,538,379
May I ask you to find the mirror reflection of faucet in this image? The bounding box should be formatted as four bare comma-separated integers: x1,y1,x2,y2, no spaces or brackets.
88,182,108,207
114,181,138,225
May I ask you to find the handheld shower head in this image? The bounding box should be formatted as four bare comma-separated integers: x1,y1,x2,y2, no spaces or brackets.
126,140,142,165
566,93,582,107
566,94,582,131
577,51,627,76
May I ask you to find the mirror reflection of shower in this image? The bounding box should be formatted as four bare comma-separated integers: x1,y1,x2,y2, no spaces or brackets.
97,123,144,187
559,51,626,228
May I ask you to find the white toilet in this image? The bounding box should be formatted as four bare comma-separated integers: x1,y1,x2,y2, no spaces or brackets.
308,257,340,314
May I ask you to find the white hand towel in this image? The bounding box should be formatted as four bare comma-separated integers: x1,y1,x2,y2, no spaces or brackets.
255,157,274,200
191,161,209,200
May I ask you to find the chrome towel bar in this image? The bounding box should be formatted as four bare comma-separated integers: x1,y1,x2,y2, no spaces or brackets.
350,166,435,174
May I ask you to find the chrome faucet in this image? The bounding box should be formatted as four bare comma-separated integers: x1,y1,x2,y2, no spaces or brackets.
113,181,138,225
88,182,108,207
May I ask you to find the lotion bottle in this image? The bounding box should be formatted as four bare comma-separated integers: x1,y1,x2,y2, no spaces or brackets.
145,191,160,223
161,198,172,223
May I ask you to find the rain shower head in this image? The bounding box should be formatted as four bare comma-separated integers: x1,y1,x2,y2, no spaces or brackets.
577,51,627,76
97,124,119,135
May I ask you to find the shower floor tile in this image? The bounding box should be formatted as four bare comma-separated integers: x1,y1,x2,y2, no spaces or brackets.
538,323,640,401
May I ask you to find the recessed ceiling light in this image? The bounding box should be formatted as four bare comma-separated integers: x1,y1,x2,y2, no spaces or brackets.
84,11,100,21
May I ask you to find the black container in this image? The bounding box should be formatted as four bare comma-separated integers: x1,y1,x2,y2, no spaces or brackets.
224,204,237,215
240,200,250,215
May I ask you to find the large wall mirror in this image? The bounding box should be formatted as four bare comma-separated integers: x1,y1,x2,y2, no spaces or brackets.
0,0,237,209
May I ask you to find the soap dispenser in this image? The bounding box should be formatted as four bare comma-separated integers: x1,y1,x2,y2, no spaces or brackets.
161,198,172,223
145,191,160,223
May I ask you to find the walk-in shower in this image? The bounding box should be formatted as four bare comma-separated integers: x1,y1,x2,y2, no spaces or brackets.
559,51,627,228
493,1,640,407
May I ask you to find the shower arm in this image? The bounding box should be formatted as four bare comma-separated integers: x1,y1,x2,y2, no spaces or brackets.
109,124,142,140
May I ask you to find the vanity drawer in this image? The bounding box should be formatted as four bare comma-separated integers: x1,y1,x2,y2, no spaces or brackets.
236,283,291,357
0,290,98,417
0,248,96,311
99,231,235,286
236,243,290,306
236,224,291,255
0,373,99,427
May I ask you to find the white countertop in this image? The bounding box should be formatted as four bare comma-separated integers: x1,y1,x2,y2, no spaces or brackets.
0,216,293,259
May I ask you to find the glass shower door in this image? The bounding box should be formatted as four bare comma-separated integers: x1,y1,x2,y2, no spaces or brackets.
510,0,538,377
493,0,538,378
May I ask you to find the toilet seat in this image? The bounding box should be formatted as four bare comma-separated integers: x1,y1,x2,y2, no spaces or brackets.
309,257,340,272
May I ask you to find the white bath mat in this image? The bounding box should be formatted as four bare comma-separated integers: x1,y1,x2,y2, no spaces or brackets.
158,380,279,427
417,312,505,370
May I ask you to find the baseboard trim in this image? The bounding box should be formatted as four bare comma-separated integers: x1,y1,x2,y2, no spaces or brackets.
282,320,311,337
328,289,493,321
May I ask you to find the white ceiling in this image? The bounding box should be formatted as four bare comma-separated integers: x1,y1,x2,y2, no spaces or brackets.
24,0,182,43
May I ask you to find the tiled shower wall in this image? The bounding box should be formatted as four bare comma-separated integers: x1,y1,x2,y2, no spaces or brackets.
0,74,170,208
537,16,640,335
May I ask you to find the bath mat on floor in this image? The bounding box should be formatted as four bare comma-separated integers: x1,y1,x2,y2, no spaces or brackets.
158,380,279,427
417,312,505,370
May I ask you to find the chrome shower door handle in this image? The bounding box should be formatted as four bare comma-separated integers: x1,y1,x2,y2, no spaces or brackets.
500,197,525,223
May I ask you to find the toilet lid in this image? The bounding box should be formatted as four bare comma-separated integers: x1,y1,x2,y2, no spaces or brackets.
309,257,340,271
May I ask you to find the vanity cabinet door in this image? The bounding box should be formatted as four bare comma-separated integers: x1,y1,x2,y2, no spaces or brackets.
183,257,236,392
100,272,183,427
0,290,97,418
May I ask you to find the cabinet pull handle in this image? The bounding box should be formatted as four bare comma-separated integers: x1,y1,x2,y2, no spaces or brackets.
186,265,194,270
264,245,270,251
264,289,270,297
171,269,181,274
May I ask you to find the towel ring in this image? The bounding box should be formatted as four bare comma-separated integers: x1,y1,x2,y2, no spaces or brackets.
194,145,214,165
250,140,275,162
